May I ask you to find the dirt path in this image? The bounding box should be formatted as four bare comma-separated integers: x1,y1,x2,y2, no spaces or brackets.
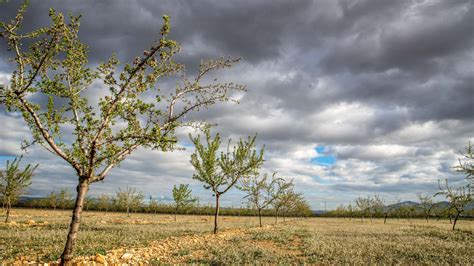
63,226,284,265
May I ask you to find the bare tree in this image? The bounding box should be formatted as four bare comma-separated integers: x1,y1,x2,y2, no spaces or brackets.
435,179,472,230
0,3,246,261
0,156,37,222
190,128,264,234
172,184,197,221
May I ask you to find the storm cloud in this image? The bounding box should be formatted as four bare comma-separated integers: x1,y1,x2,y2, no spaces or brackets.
0,0,472,209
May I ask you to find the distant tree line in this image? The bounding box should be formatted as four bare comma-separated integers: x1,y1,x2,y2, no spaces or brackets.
322,195,474,222
321,142,473,230
7,187,312,219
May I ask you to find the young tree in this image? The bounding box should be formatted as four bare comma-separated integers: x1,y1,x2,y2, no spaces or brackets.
97,194,111,213
239,172,292,227
172,184,197,221
282,192,309,219
455,141,473,188
272,187,296,224
371,195,384,220
190,128,264,234
0,3,245,262
115,187,144,217
347,203,355,220
148,196,159,214
435,179,472,230
58,188,72,211
130,191,144,214
0,156,37,222
355,196,370,222
83,195,94,211
417,193,434,222
382,199,400,224
47,191,59,210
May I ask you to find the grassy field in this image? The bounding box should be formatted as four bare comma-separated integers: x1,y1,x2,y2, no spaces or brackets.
1,208,473,264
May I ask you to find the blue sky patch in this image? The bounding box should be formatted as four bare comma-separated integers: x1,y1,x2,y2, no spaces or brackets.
0,156,17,167
311,145,336,166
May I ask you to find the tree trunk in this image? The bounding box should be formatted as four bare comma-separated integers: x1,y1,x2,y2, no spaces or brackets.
384,213,388,224
258,208,262,227
127,205,130,217
275,209,279,225
452,212,460,231
213,194,220,234
5,198,11,223
174,206,178,222
60,179,89,264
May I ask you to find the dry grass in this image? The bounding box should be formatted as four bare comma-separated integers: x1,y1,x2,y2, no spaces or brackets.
1,208,473,264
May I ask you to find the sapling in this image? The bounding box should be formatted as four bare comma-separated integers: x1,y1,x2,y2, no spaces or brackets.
190,128,264,233
0,156,37,222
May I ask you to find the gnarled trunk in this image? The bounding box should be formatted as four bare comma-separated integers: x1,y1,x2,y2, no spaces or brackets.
213,193,220,234
60,179,89,264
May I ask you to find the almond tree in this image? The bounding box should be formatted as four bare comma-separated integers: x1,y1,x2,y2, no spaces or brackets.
115,186,144,217
271,184,296,224
97,194,111,213
355,196,370,222
371,194,385,220
417,193,434,222
0,3,245,262
148,196,159,214
172,184,197,221
282,192,308,220
455,141,473,188
0,156,37,222
190,128,264,234
435,179,472,230
47,191,59,210
239,172,292,227
58,188,72,211
382,199,400,224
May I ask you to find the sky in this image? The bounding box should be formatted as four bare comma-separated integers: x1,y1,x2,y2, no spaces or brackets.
0,0,473,210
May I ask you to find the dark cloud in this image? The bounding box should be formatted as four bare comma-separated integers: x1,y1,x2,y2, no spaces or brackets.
0,0,473,209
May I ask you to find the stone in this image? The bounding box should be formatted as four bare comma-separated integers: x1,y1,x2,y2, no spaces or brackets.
120,253,134,260
95,254,107,265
